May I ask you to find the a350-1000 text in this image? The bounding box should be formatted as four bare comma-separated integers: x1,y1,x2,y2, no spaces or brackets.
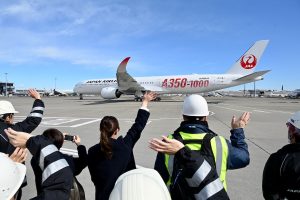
161,78,209,88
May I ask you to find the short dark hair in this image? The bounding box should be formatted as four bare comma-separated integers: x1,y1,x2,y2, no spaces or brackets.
183,115,206,121
1,113,14,120
42,128,64,149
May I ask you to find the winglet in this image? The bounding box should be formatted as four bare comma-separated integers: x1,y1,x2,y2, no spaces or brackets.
116,57,145,91
117,57,131,73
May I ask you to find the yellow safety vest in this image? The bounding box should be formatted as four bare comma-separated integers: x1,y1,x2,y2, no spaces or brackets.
165,131,229,190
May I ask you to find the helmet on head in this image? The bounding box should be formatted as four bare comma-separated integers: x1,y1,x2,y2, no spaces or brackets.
182,94,210,116
0,153,26,200
109,168,171,200
0,101,19,115
287,111,300,129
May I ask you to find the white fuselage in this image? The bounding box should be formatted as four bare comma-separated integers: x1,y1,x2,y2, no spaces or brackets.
73,73,252,95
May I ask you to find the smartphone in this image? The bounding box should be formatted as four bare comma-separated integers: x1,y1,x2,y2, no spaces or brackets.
64,135,74,141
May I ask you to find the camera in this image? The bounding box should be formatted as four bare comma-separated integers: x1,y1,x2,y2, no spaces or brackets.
64,135,74,141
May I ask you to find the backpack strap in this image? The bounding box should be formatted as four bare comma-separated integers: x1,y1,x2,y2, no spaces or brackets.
200,133,216,168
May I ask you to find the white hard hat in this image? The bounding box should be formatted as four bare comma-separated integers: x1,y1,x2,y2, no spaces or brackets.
182,94,210,116
0,153,26,200
109,168,171,200
0,101,19,115
287,111,300,129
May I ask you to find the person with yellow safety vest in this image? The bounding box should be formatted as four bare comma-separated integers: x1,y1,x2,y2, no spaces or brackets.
152,94,250,200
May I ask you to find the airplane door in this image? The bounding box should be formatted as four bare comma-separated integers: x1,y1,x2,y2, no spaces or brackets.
215,76,225,86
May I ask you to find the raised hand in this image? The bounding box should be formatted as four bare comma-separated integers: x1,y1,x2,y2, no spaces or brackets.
231,112,251,129
28,89,41,100
74,135,81,146
149,135,184,155
141,91,157,108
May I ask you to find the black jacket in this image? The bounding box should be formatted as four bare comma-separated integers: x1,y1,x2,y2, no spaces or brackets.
172,147,230,200
31,144,88,195
263,143,300,200
87,109,150,200
26,135,73,200
0,99,44,155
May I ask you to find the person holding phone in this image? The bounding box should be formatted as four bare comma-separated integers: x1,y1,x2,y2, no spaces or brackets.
30,128,87,196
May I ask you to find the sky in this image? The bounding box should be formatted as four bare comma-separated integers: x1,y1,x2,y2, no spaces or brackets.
0,0,299,91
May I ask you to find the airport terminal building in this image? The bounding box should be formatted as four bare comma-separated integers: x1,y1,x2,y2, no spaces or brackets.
0,81,14,96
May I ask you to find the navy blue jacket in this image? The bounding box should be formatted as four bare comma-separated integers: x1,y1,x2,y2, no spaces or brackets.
0,99,44,155
31,144,88,195
26,135,73,200
88,109,150,200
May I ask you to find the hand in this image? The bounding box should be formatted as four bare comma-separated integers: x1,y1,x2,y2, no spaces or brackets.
73,135,81,146
231,112,251,129
28,89,41,100
9,147,28,163
5,128,33,148
149,136,185,155
142,91,157,107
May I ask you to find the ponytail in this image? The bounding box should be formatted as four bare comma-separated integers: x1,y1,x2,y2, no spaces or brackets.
100,116,119,159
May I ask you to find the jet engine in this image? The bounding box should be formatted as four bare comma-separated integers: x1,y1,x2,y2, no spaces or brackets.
100,87,122,99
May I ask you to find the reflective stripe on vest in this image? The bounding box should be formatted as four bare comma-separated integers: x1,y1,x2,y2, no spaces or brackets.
210,136,228,190
40,144,58,170
165,135,174,186
186,159,224,199
186,159,211,187
194,178,224,200
180,132,206,150
164,132,228,190
42,158,69,183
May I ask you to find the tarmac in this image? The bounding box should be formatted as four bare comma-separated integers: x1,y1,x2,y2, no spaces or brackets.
3,95,300,200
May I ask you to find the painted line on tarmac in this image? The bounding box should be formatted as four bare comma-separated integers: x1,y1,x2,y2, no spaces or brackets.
252,110,271,113
70,118,102,128
125,120,152,125
210,105,248,112
220,103,293,114
42,118,81,125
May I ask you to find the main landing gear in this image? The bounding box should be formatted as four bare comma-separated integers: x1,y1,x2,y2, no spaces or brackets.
134,96,161,101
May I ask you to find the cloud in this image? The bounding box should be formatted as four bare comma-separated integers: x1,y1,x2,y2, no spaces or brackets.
2,1,34,15
0,0,227,68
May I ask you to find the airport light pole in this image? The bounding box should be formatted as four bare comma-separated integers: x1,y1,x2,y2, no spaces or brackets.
54,77,57,91
254,81,256,98
5,73,8,97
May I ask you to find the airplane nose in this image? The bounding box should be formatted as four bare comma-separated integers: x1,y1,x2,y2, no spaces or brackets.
73,83,81,93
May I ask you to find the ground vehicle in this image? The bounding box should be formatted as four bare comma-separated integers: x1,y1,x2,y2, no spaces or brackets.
288,89,300,99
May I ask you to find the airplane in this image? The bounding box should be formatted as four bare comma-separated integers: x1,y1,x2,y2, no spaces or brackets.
73,40,270,101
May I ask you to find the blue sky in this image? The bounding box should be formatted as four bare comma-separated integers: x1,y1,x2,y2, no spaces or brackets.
0,0,299,91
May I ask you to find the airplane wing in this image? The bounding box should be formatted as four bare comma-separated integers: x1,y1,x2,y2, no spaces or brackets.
233,70,271,82
141,85,165,92
116,57,145,93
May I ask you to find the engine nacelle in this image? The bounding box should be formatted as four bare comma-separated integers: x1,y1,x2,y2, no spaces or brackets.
100,87,122,99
